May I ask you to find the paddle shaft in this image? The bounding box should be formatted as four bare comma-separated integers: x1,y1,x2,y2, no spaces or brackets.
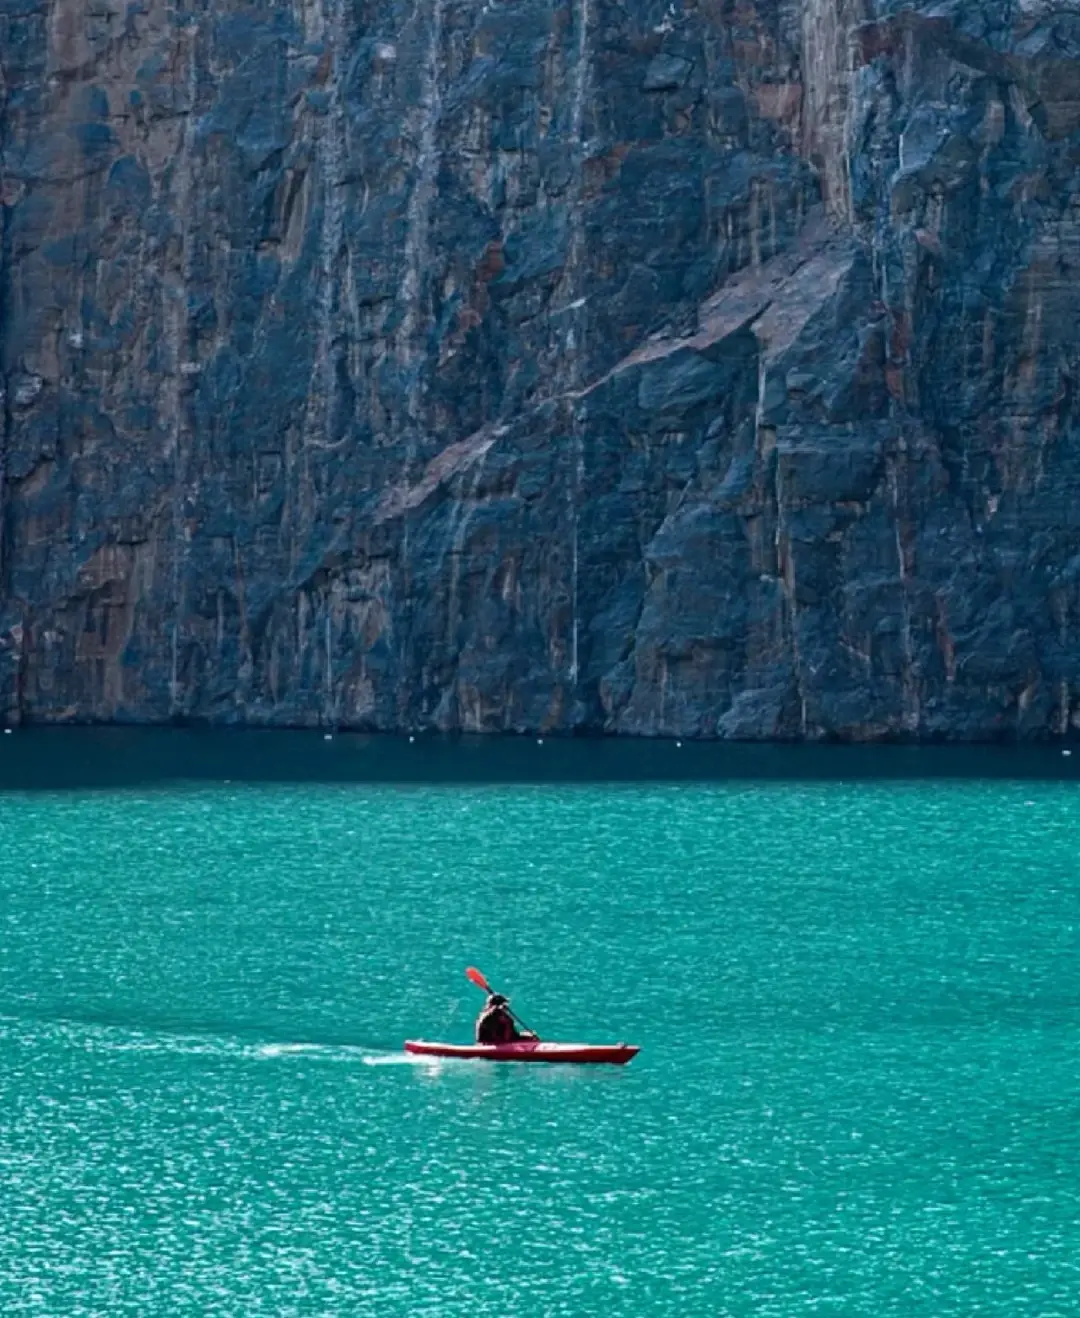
504,1004,539,1040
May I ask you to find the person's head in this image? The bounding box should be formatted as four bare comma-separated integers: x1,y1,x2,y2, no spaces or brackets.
487,993,508,1008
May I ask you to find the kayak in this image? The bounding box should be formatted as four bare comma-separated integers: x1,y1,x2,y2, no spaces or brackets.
404,1039,639,1066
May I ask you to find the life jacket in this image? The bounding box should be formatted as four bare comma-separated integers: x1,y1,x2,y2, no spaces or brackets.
476,1006,517,1044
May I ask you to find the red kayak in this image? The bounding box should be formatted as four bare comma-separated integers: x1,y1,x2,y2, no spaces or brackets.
404,1039,639,1066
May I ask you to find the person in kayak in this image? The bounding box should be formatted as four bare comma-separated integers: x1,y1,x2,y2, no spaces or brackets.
475,993,537,1045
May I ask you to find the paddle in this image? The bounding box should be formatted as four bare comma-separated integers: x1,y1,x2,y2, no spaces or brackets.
465,966,540,1040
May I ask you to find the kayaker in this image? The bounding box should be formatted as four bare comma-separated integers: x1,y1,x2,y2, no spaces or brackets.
475,993,536,1045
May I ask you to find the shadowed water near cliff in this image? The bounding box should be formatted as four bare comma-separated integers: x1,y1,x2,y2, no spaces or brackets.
3,727,1080,791
2,737,1080,1314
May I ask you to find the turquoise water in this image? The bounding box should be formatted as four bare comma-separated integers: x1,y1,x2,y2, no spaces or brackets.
2,738,1080,1315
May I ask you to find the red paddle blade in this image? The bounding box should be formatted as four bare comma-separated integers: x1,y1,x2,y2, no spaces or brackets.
465,966,491,994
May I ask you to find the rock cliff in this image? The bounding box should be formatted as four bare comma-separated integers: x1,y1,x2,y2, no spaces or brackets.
2,0,1080,738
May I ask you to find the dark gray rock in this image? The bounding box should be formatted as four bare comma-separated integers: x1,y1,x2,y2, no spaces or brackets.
2,0,1080,740
642,54,693,93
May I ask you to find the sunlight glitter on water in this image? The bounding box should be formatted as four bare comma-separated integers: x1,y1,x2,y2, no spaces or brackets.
3,762,1080,1316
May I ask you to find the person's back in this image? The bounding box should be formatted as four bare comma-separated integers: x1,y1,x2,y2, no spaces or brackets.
475,994,531,1044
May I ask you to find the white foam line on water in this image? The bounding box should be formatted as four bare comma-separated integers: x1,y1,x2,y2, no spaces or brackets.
360,1052,437,1067
249,1042,334,1059
247,1042,388,1064
1,1013,402,1065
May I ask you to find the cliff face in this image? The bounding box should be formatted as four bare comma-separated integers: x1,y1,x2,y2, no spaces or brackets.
2,0,1080,738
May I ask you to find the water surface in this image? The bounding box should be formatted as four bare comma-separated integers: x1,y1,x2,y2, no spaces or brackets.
1,733,1078,1315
